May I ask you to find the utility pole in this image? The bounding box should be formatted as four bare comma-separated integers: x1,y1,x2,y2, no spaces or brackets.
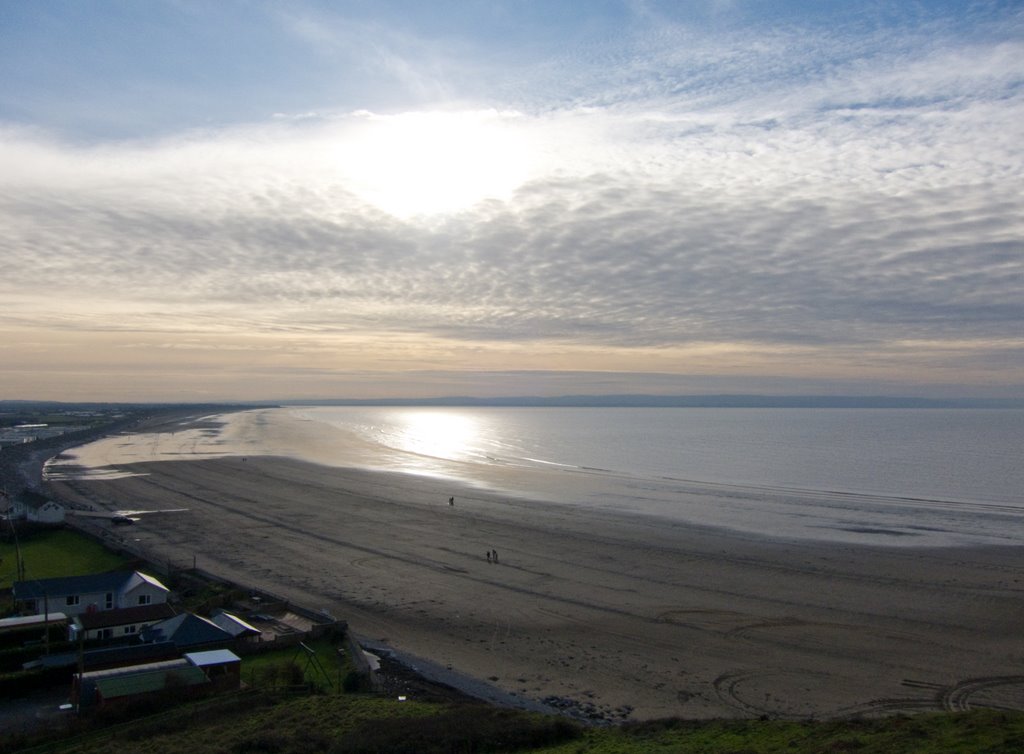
7,513,25,582
43,591,50,655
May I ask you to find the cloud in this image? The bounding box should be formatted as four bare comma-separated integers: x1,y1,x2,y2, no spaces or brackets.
1,3,1022,399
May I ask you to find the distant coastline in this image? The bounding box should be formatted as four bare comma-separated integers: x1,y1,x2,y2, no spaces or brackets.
3,395,1023,411
0,404,255,496
277,394,1024,409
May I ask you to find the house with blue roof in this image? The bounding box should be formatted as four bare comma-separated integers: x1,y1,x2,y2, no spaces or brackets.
13,570,170,618
139,613,233,650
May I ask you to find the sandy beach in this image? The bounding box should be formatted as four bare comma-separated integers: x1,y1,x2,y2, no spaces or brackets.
43,412,1024,721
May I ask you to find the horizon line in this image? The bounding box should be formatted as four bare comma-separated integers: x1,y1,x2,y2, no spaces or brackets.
3,394,1024,409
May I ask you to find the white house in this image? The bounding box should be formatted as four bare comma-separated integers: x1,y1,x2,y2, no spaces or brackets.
69,603,177,642
13,570,170,618
7,491,65,524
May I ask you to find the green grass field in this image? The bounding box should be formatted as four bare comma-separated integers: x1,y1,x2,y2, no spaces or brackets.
238,638,351,692
0,528,131,591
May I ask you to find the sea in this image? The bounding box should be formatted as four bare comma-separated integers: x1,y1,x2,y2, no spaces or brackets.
278,406,1024,548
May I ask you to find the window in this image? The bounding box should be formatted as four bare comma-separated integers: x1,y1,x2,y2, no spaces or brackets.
66,595,80,607
124,625,137,634
105,592,113,609
98,628,113,640
137,594,151,606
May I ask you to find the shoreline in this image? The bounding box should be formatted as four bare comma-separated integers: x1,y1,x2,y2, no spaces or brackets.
45,406,1024,549
40,414,1024,720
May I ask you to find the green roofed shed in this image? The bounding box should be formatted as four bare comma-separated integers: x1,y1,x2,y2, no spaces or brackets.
94,665,208,702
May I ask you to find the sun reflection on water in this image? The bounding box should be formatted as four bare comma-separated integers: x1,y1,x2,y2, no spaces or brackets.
389,409,483,463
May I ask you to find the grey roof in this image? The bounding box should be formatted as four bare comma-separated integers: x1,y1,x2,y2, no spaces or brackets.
15,490,57,510
210,610,262,637
0,613,68,631
76,603,176,630
80,658,189,681
185,649,241,667
13,570,165,602
124,572,169,593
140,613,233,649
40,641,180,670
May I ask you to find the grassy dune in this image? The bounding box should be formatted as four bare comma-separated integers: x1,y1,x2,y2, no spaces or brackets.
7,691,1021,754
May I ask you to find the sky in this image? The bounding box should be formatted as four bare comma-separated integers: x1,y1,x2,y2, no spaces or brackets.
1,0,1022,403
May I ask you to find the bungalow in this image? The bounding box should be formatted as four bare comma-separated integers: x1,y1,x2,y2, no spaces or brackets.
7,491,65,524
69,603,177,642
13,570,170,618
139,613,233,651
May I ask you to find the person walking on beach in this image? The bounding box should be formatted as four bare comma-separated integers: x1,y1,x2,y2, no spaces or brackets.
486,551,492,564
492,549,499,564
449,496,454,506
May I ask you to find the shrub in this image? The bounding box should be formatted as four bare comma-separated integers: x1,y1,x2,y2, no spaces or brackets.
257,661,306,689
229,727,335,754
341,670,368,693
331,705,581,754
232,732,289,753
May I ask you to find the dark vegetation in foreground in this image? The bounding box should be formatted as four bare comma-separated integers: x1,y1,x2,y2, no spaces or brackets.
3,690,1023,754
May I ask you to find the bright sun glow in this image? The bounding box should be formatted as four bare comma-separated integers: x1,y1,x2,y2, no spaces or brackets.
335,110,534,218
393,410,481,462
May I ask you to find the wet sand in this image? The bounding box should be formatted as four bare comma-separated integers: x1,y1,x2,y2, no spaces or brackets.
44,413,1024,721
